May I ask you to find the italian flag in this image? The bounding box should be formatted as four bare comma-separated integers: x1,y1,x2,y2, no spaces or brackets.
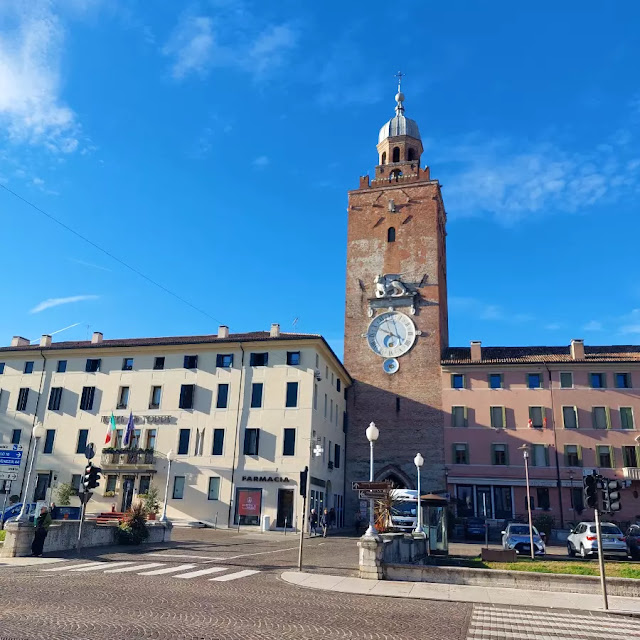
105,412,117,445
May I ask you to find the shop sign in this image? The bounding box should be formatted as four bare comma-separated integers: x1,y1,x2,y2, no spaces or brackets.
241,475,292,483
238,490,262,516
101,415,174,425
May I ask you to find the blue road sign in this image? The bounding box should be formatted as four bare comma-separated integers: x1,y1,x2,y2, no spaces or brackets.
0,451,23,464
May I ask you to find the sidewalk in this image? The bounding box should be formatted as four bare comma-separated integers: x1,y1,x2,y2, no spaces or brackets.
281,571,640,615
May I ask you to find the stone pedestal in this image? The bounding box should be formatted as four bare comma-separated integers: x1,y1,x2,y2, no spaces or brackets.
1,521,34,558
358,535,384,580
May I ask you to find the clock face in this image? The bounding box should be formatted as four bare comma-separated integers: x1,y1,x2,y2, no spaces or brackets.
367,311,417,358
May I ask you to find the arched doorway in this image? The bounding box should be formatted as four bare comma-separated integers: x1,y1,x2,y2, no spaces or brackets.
376,464,414,490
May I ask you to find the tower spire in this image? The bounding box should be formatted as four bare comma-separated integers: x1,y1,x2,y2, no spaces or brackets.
394,71,405,115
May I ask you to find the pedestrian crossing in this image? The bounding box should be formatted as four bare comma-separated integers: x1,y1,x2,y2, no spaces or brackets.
466,605,640,639
38,559,261,583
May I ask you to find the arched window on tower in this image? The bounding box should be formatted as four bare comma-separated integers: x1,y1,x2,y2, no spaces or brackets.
381,151,387,165
407,147,416,161
392,147,400,162
387,227,396,243
389,169,403,182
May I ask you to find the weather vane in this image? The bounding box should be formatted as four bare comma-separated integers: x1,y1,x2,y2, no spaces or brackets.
395,71,405,91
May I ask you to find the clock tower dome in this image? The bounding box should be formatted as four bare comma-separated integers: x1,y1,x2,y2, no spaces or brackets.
344,83,448,513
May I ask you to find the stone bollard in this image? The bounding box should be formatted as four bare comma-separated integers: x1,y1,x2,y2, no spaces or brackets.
1,521,34,558
358,535,385,580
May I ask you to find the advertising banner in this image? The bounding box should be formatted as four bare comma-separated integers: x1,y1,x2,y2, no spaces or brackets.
238,490,262,516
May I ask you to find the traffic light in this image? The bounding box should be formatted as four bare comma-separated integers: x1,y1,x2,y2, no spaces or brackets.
82,462,101,491
583,474,599,510
602,480,622,514
300,466,308,497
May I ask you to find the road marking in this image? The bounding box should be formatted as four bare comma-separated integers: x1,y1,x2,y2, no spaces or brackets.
215,546,299,561
104,563,164,573
69,562,133,572
210,569,260,582
138,563,197,576
145,553,221,561
174,566,228,579
42,562,102,572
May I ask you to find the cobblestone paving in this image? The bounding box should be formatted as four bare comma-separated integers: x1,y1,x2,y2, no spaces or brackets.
0,529,472,640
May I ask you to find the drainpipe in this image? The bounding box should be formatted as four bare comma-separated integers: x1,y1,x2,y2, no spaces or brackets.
544,362,564,529
227,345,245,526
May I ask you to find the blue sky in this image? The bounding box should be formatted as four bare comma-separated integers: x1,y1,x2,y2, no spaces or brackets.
1,1,640,358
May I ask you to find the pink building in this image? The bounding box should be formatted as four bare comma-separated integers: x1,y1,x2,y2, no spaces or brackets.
442,339,640,528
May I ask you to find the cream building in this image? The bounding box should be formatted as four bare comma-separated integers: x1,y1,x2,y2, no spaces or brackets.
0,325,350,530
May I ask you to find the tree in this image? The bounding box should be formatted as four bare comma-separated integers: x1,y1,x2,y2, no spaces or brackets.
55,482,75,506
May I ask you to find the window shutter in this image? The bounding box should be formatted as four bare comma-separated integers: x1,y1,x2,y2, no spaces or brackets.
544,445,550,467
609,446,615,467
501,406,506,428
606,406,611,429
577,445,583,465
463,406,468,427
451,443,457,463
563,446,569,466
504,445,510,466
491,444,496,464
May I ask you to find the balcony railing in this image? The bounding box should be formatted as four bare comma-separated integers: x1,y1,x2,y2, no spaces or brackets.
623,467,640,481
101,448,155,467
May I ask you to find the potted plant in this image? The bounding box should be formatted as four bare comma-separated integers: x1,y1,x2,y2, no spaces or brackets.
55,482,75,507
141,485,160,520
104,491,116,498
115,501,149,545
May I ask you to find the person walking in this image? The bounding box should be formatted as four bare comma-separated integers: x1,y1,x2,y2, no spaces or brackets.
309,508,318,537
31,506,52,557
320,508,329,538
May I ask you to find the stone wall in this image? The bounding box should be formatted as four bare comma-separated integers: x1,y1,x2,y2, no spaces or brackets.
1,520,172,557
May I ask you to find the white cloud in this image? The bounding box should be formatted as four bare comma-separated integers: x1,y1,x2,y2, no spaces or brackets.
448,296,531,324
252,155,269,168
544,323,563,331
619,309,640,335
68,258,112,272
30,294,99,314
0,2,80,152
162,16,214,80
583,320,603,331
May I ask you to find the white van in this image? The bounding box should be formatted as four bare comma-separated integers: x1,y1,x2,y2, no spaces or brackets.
390,489,419,532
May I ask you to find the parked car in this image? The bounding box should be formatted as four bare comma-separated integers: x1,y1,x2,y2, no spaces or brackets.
626,523,640,559
1,502,37,527
465,517,486,539
566,522,627,559
501,523,546,556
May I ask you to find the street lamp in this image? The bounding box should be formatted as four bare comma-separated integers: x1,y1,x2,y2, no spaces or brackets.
160,449,174,523
16,422,46,523
413,453,424,535
364,422,379,538
519,444,535,560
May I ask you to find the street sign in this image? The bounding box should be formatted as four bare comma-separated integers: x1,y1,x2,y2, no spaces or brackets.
0,471,18,481
352,481,391,491
358,490,387,499
0,445,23,451
79,491,93,505
0,452,22,465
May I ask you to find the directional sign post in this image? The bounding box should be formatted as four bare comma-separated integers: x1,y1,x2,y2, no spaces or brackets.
0,444,23,467
351,481,392,492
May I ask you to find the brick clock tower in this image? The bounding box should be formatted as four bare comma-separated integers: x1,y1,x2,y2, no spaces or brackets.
344,83,448,515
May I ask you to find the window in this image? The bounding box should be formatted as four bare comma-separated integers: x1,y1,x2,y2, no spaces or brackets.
313,384,318,410
623,446,638,467
454,443,469,464
153,357,165,370
330,399,333,422
11,429,21,444
571,488,584,514
407,147,416,161
616,373,631,389
216,384,229,409
85,358,101,373
250,352,268,367
57,360,67,373
381,151,387,164
43,429,55,454
117,386,130,410
490,406,505,428
597,445,613,468
150,386,161,409
145,429,157,450
283,428,296,456
106,475,117,493
139,476,151,495
208,477,220,500
536,488,550,511
560,372,573,388
24,361,34,374
285,382,298,408
334,443,341,469
172,476,185,499
527,373,542,389
244,429,260,455
531,444,549,467
179,384,195,409
489,373,503,389
451,374,465,389
184,355,198,369
492,444,508,465
564,445,581,467
16,388,29,411
115,429,123,448
621,407,635,429
337,378,341,392
525,495,535,511
392,146,400,162
590,372,606,388
177,429,190,455
287,351,300,365
216,354,233,368
122,357,134,371
0,363,4,374
452,406,467,428
71,474,81,494
76,429,89,454
212,429,225,455
562,406,578,429
592,406,610,429
131,429,141,449
529,406,544,429
251,383,263,408
387,227,396,242
324,393,327,417
48,387,62,411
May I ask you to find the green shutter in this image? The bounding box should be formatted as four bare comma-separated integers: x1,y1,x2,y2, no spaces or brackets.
544,445,550,467
577,445,583,466
463,406,468,427
606,406,611,429
609,446,615,468
501,406,506,428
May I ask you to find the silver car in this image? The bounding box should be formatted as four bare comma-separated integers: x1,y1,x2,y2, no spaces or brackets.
567,522,627,559
501,523,546,556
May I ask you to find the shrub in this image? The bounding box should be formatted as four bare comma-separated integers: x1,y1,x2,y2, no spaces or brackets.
532,513,555,539
55,482,75,506
115,501,149,545
140,485,160,515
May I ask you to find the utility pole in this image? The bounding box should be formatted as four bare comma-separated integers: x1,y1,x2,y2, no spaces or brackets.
594,506,608,610
297,466,309,570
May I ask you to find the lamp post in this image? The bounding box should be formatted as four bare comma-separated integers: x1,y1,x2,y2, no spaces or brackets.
364,422,379,538
160,449,174,523
413,453,424,535
519,444,535,560
16,422,46,523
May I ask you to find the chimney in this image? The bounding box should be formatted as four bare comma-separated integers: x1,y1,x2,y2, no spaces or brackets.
40,335,52,347
470,340,482,362
570,339,585,360
11,336,30,347
270,323,280,338
91,332,103,344
218,325,229,339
